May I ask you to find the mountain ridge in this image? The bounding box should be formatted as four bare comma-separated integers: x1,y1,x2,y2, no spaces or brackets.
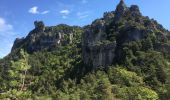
11,0,170,57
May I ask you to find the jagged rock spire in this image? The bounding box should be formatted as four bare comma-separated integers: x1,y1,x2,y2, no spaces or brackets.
116,0,127,14
114,0,127,20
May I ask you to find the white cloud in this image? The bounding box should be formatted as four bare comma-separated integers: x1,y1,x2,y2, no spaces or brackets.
60,9,70,19
0,17,13,32
77,11,89,19
82,0,88,4
0,17,16,58
29,6,49,15
41,10,49,14
0,39,13,58
29,6,39,14
60,9,70,15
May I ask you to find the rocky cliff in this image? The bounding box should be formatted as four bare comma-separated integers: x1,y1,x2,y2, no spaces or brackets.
12,21,83,52
82,0,170,68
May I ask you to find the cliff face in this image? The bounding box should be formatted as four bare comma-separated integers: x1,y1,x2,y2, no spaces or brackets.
12,21,82,52
82,18,116,68
82,0,170,68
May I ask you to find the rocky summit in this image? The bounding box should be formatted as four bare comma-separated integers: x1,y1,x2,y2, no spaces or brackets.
82,0,170,68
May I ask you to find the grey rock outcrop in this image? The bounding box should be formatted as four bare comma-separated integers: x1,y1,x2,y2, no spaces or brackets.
34,21,45,32
82,0,170,69
83,42,116,68
82,18,116,68
12,21,81,52
82,0,147,68
103,11,115,23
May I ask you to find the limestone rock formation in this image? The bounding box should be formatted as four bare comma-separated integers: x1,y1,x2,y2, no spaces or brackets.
82,41,116,68
34,21,45,32
82,16,116,68
12,21,82,52
82,0,170,68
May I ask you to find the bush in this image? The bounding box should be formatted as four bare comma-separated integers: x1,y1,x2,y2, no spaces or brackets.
113,86,159,100
108,67,143,86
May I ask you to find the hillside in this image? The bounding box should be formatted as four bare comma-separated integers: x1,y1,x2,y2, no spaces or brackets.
0,0,170,99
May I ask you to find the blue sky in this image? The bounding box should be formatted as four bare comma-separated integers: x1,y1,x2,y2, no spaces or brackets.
0,0,170,58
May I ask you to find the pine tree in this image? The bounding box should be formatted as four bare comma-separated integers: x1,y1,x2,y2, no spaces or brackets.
0,49,32,99
9,49,31,91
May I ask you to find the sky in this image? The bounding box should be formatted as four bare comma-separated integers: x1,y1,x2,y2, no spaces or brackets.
0,0,170,58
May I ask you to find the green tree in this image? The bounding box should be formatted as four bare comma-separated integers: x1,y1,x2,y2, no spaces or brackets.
8,49,31,91
141,37,153,51
114,86,159,100
0,49,32,99
108,67,143,86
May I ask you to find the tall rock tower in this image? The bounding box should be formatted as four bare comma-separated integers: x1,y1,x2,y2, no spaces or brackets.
115,0,127,20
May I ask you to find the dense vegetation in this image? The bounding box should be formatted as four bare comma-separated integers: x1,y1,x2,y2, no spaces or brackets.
1,1,170,100
1,28,170,99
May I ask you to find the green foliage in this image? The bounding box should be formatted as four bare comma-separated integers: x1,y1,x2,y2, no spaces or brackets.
28,45,81,94
8,49,31,90
164,63,170,99
108,67,143,86
0,89,32,100
134,51,168,85
82,71,114,100
141,37,153,51
0,50,32,99
55,70,116,100
113,86,159,100
167,81,170,99
1,42,168,99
